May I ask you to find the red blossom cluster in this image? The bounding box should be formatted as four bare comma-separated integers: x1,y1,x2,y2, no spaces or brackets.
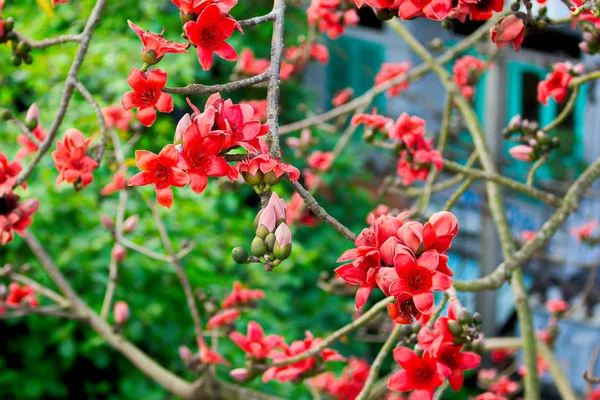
336,211,456,322
570,220,597,241
0,282,38,313
308,0,359,39
332,88,354,106
52,128,98,190
353,111,443,185
452,55,487,101
355,0,502,22
537,62,584,105
127,94,298,208
310,357,370,399
375,62,412,97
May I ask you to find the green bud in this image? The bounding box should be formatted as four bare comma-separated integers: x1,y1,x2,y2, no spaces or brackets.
458,308,473,324
411,323,421,334
510,2,520,11
256,225,270,240
231,247,249,264
0,109,13,121
23,53,33,65
262,170,281,185
453,336,467,346
441,19,452,30
25,117,37,130
4,17,14,32
180,10,197,23
536,20,548,32
242,171,263,186
264,233,276,252
447,320,464,337
251,237,267,257
15,41,31,56
253,210,262,228
10,55,21,66
273,242,292,260
473,312,483,325
374,8,394,20
142,49,160,65
400,325,413,337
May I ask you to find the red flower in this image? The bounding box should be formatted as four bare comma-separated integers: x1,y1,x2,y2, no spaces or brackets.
52,128,98,189
127,145,190,208
423,211,458,253
435,344,481,391
546,299,568,313
520,230,536,241
397,147,443,186
453,0,503,21
206,309,241,329
102,105,134,131
390,247,453,315
476,393,508,400
310,357,370,400
452,56,487,101
537,62,576,105
335,261,379,311
490,14,526,51
389,113,427,147
128,20,188,65
0,153,23,195
183,5,238,71
366,204,391,224
221,281,265,309
199,339,230,365
286,192,318,226
237,48,271,76
307,151,334,171
307,0,358,38
0,193,39,245
6,283,38,307
52,0,70,6
101,169,127,196
178,123,230,194
240,100,268,122
172,0,237,16
263,331,345,383
388,347,445,398
489,376,520,395
570,220,597,241
121,68,173,127
332,88,354,107
375,62,412,97
230,140,300,184
229,321,285,359
352,111,394,131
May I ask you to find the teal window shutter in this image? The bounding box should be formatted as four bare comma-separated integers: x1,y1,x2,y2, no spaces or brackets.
326,36,386,112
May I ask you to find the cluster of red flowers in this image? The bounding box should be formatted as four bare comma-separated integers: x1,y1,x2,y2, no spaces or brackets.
205,280,267,329
237,43,329,81
355,0,502,22
375,62,412,97
52,128,99,190
570,220,597,242
452,55,486,101
310,357,370,399
353,111,443,185
308,0,359,39
0,283,38,313
336,211,456,322
537,62,584,105
128,94,299,208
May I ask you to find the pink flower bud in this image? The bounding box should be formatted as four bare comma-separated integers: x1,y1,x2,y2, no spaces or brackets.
114,301,130,324
257,204,277,234
230,368,250,382
123,215,139,233
26,103,39,123
490,15,526,51
509,145,534,162
580,41,590,54
111,244,126,263
572,62,585,75
101,215,114,230
397,221,423,253
174,114,192,145
267,192,286,222
584,32,594,42
275,223,292,247
179,345,193,361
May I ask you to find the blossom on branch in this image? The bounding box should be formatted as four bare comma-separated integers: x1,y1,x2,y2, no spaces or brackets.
128,20,188,65
375,62,412,97
0,153,23,195
121,68,174,127
0,193,39,245
16,103,47,160
101,105,134,132
229,321,284,359
221,281,265,309
537,62,584,105
52,129,98,190
490,14,526,51
183,4,238,71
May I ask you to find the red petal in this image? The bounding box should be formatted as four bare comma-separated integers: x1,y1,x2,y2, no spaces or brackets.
155,92,174,113
134,150,158,171
156,187,174,208
147,68,168,89
137,106,157,127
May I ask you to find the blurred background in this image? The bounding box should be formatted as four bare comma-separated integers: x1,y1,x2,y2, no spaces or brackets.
1,0,599,398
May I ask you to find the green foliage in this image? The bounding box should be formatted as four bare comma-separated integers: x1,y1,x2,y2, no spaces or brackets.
0,1,383,399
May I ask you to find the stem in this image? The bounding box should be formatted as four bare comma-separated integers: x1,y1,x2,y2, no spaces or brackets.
542,86,579,133
72,79,107,163
526,155,548,187
266,0,286,157
443,177,474,211
164,71,270,95
355,324,403,400
10,117,41,146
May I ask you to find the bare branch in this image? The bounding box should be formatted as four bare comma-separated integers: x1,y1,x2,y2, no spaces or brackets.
266,0,286,157
163,72,270,95
12,30,82,49
71,79,107,163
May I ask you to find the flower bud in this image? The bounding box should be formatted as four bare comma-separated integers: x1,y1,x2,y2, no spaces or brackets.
580,41,590,54
101,215,114,230
25,103,39,125
264,233,276,252
508,114,522,130
573,62,585,75
458,308,473,324
174,114,192,146
123,215,139,233
374,7,394,20
111,244,126,263
262,170,281,185
242,170,263,186
267,192,286,224
10,55,21,67
4,17,14,32
448,320,464,337
230,368,251,382
179,345,193,361
473,312,483,325
15,41,31,57
114,301,130,325
0,109,12,121
509,145,534,162
251,237,267,257
180,10,197,23
142,48,159,65
231,247,249,264
584,32,594,42
273,223,292,260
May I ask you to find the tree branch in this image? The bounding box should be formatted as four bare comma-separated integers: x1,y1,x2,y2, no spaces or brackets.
266,0,286,157
71,79,107,163
163,72,270,95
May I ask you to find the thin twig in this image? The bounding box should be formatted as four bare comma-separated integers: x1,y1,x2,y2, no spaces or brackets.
12,30,82,49
163,71,270,95
10,117,40,146
238,11,277,27
526,155,548,187
72,79,107,163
